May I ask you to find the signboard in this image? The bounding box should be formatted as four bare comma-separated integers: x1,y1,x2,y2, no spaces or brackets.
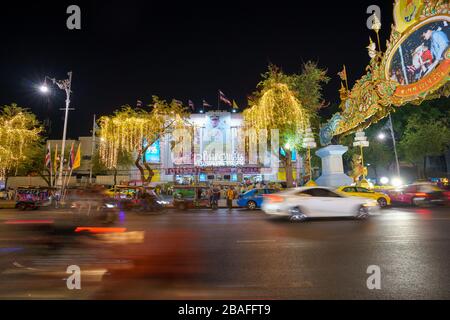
386,15,449,99
165,167,261,175
197,112,245,167
143,139,161,163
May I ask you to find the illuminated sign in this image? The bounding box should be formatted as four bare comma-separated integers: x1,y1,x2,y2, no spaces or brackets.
143,139,161,163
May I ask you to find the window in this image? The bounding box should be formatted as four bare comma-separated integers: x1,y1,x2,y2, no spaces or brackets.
301,188,342,198
356,187,371,193
343,187,356,192
254,189,264,196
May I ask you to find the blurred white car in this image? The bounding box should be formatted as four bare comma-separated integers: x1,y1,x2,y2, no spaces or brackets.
262,187,379,221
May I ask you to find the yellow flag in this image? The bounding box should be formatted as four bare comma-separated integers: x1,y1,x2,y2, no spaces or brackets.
72,144,81,169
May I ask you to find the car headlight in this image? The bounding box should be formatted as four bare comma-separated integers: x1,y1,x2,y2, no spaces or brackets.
105,203,117,209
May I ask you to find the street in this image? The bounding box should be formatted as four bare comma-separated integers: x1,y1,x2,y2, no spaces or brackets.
0,205,449,300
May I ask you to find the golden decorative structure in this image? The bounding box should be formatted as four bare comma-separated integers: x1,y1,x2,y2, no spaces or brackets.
320,0,449,146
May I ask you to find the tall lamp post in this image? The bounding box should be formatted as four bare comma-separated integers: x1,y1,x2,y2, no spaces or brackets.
378,114,401,178
40,71,73,188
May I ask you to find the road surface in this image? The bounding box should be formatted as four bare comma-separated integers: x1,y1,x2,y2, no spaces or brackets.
0,206,449,299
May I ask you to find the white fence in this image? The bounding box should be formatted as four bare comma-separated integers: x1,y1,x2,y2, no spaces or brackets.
5,175,130,188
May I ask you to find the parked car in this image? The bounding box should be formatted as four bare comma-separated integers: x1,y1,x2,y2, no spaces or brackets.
336,186,391,207
262,187,379,221
386,183,445,206
237,188,279,210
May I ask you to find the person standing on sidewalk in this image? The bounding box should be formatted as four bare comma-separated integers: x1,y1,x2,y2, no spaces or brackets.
226,187,234,211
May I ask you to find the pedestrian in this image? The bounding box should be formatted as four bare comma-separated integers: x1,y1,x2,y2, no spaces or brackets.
226,187,234,210
208,187,214,207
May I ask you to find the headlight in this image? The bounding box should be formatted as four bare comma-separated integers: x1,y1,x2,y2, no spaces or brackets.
105,203,117,209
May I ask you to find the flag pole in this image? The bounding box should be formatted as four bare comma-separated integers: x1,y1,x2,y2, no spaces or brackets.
63,142,74,194
49,143,53,188
53,144,58,187
217,90,220,111
89,114,96,185
63,166,75,201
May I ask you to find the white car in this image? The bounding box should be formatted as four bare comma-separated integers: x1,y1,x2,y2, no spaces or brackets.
261,187,379,221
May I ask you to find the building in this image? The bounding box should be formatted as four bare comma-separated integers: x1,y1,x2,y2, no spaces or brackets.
140,111,304,185
46,111,306,186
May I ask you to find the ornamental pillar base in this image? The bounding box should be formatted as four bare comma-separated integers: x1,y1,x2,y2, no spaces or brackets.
315,145,353,188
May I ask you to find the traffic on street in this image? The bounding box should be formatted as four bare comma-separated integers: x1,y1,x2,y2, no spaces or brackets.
0,194,449,299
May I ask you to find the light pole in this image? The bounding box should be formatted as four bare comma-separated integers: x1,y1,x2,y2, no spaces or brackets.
40,72,73,188
378,114,401,178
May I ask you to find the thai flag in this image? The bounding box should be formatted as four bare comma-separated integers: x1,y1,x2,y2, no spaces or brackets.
202,100,212,108
219,90,232,106
188,100,195,111
45,143,51,169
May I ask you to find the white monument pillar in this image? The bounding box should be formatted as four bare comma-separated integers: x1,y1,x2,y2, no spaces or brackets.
315,145,353,187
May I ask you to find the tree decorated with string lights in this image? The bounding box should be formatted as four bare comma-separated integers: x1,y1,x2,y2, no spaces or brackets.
98,96,189,184
0,104,43,186
243,63,329,187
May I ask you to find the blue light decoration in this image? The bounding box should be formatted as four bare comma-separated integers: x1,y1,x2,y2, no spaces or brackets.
199,173,207,182
143,139,161,163
280,148,297,161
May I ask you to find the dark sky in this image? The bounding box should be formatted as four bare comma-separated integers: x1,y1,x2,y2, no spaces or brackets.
0,0,394,139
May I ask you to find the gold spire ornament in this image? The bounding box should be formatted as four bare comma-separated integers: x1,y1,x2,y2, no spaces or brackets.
371,13,382,52
339,82,348,106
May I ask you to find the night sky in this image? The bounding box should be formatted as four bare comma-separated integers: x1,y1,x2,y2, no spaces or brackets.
0,0,394,139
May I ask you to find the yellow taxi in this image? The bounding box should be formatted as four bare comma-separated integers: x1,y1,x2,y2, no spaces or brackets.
336,186,391,207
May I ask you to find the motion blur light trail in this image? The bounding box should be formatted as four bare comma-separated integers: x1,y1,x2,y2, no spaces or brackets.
4,220,54,225
74,227,127,234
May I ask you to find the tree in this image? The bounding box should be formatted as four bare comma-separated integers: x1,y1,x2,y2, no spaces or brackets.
91,149,133,186
98,96,188,184
0,104,43,188
243,63,328,187
15,140,52,186
288,61,330,125
399,116,450,179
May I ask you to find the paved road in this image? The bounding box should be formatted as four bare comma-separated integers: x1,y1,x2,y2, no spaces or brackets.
0,206,449,299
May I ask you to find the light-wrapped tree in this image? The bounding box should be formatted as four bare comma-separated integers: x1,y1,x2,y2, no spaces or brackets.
244,64,328,187
98,96,189,184
0,104,43,187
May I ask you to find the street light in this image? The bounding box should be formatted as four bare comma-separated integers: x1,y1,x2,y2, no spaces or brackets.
39,84,49,93
377,133,386,140
39,72,73,188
